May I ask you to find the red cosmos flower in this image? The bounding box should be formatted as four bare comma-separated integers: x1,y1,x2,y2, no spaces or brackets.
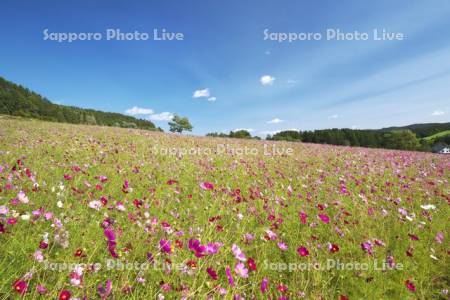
74,248,83,257
63,174,73,180
186,260,197,268
39,240,49,249
100,196,108,205
175,239,183,248
247,258,257,271
166,179,178,185
59,290,71,300
207,267,218,280
329,243,339,253
297,246,309,257
405,280,416,292
277,283,288,293
13,279,28,295
340,295,349,300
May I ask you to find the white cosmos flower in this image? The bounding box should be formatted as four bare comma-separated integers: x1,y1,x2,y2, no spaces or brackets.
88,200,102,210
420,204,436,210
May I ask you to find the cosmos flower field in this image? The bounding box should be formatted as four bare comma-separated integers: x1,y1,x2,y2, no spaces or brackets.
0,117,448,299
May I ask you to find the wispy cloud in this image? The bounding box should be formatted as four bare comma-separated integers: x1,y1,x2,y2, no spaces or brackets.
193,88,210,98
328,114,339,119
125,106,154,115
267,118,284,124
149,112,174,121
207,96,217,102
260,75,275,86
431,110,446,116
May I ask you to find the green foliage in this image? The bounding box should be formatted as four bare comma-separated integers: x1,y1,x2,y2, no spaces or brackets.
382,130,420,150
267,128,425,151
206,130,260,140
0,76,158,131
168,114,193,133
422,130,450,141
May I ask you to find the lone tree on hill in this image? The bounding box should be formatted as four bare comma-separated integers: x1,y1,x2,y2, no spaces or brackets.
168,114,193,133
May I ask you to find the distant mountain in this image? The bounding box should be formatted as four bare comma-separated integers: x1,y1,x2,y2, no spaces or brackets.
379,123,450,138
0,76,158,131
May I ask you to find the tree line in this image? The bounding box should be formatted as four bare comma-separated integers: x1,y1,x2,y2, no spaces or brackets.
0,76,159,131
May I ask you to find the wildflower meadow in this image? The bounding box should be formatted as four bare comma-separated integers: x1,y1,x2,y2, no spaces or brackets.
0,117,448,299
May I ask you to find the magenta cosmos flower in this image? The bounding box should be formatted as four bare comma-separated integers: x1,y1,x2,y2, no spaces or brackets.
159,239,172,254
297,246,309,257
200,181,214,190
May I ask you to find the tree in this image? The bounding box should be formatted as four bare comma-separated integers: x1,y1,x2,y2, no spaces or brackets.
168,114,193,133
382,130,420,150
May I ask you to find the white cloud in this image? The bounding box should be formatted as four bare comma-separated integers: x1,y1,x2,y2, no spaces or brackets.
148,112,174,121
267,118,284,124
260,75,275,86
287,79,297,87
431,110,446,116
193,88,210,98
328,114,339,119
234,128,254,132
207,96,217,102
125,106,154,115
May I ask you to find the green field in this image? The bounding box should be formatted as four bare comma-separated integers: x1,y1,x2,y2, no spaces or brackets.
0,118,448,299
423,130,450,141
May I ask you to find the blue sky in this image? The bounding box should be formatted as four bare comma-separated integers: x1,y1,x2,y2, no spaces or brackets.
1,0,450,135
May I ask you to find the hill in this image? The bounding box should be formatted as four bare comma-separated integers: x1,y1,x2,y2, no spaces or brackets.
423,130,450,141
0,76,158,130
380,123,450,138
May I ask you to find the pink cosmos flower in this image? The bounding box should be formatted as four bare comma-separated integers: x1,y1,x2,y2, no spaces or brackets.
17,191,29,203
225,266,234,286
265,229,278,240
0,205,8,215
387,255,396,268
435,232,444,244
36,285,48,295
243,233,254,243
200,181,214,190
261,278,269,293
63,174,73,180
98,279,112,299
34,250,44,262
299,211,308,224
318,214,330,223
361,241,373,255
297,246,309,257
278,242,288,251
231,244,247,261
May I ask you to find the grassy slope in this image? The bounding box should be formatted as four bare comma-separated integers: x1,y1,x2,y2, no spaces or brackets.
423,130,450,141
0,118,448,299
